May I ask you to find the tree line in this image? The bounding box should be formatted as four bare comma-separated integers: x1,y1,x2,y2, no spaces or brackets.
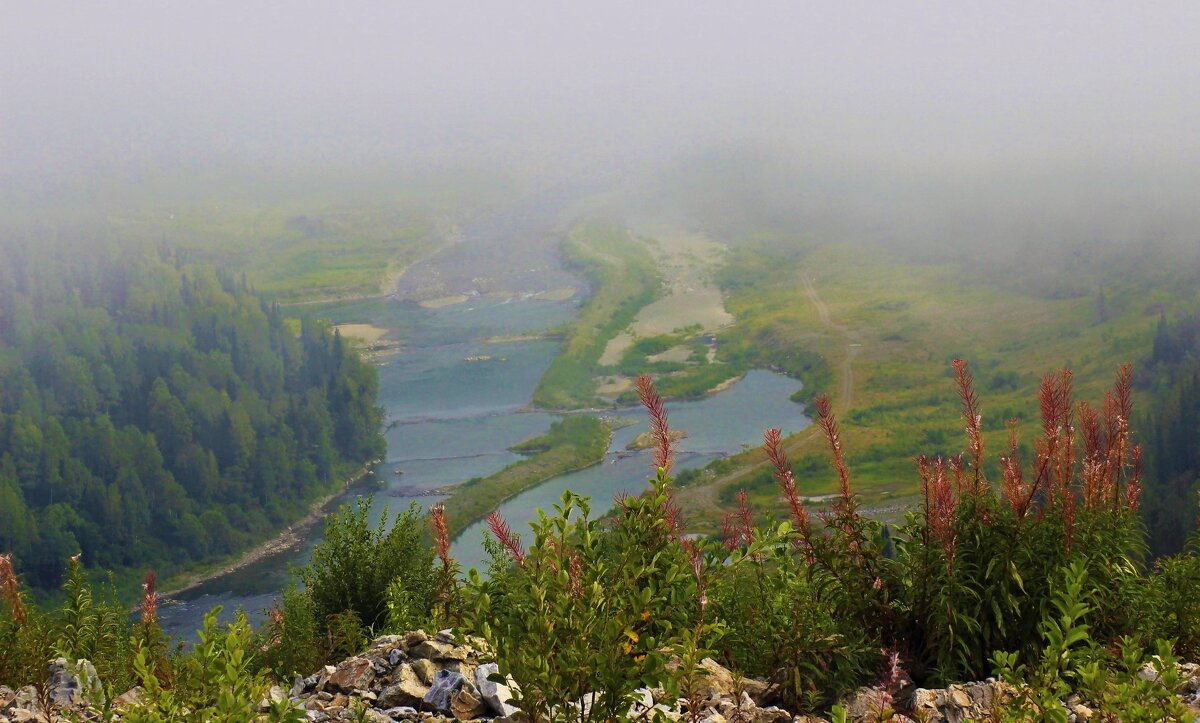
0,237,384,589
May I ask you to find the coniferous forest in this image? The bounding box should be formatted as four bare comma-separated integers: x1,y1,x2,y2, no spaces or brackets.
0,239,385,589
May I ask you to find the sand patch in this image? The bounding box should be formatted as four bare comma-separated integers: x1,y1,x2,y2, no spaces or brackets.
333,323,390,344
531,286,577,301
627,227,733,336
419,294,470,308
598,331,635,366
632,288,732,337
647,345,695,364
595,375,635,397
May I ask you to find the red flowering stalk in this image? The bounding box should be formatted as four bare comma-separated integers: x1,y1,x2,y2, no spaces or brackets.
814,395,853,505
953,359,987,495
764,428,811,533
681,538,707,613
1023,370,1071,516
664,488,685,539
0,553,25,625
429,503,452,569
486,511,526,566
720,512,740,552
1126,444,1143,510
1000,418,1027,517
735,489,756,549
140,571,158,626
568,552,584,599
636,375,675,474
919,456,957,560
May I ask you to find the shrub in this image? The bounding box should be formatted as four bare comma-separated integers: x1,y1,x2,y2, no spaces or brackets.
896,362,1148,684
300,495,437,632
465,376,703,722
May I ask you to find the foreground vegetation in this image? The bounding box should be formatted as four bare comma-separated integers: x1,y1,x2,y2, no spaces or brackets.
442,415,611,538
5,367,1200,721
0,240,385,593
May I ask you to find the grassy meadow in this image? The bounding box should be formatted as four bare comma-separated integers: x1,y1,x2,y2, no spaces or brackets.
675,241,1200,531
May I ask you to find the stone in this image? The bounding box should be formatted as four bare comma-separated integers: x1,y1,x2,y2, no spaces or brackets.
696,658,769,703
9,710,45,723
842,686,892,719
412,658,437,685
259,685,288,712
12,688,38,713
950,689,971,708
382,707,419,719
423,669,465,713
112,687,145,709
378,666,429,708
328,657,375,693
291,674,306,698
436,629,456,644
1072,704,1094,721
475,662,519,717
450,688,485,721
404,630,429,647
389,648,405,667
46,658,85,707
0,686,15,709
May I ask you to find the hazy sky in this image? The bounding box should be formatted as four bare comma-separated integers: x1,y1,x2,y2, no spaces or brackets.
3,2,1200,201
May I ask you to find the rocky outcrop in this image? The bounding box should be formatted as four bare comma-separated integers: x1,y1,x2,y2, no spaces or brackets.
6,634,1200,722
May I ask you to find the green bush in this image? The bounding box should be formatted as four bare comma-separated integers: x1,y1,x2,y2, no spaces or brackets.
300,496,436,632
466,471,701,723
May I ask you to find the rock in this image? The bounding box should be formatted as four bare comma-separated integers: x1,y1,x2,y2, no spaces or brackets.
436,629,456,644
949,689,971,708
475,662,519,717
841,686,892,720
9,710,45,723
46,658,86,707
12,688,38,713
451,689,485,721
389,648,405,667
382,707,419,720
259,685,288,712
423,669,465,713
695,658,769,704
1072,703,1094,721
378,666,429,708
328,657,375,693
412,658,437,685
404,630,429,647
112,687,145,709
291,674,306,698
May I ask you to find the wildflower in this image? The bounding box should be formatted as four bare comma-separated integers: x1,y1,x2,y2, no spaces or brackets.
486,511,526,566
429,503,452,569
140,571,158,626
0,553,25,625
636,375,675,474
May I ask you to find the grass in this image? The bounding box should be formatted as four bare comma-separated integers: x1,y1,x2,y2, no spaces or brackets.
532,222,662,409
444,415,611,538
675,241,1200,531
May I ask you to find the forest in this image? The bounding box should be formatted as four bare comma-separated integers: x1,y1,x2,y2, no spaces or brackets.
1141,313,1200,555
0,238,385,590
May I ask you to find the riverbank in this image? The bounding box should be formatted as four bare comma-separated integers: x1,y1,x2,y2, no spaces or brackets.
444,416,611,539
157,459,381,601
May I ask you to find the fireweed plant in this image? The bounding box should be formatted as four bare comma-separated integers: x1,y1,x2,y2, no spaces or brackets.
6,363,1200,719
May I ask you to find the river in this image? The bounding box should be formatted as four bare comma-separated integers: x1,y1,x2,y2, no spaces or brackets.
155,194,811,639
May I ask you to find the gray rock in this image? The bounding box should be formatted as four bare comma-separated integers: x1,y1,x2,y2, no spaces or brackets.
47,657,98,707
388,648,405,667
475,662,519,717
423,669,465,713
13,686,38,713
377,666,429,708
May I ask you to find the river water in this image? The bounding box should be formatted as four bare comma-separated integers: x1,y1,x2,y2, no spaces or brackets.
155,197,811,640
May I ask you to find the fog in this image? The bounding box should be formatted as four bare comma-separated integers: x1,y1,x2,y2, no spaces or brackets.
4,2,1200,251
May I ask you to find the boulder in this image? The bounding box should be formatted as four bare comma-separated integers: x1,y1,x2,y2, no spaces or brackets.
327,657,375,693
474,662,519,717
451,689,485,721
424,669,465,713
112,687,145,710
377,666,429,708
